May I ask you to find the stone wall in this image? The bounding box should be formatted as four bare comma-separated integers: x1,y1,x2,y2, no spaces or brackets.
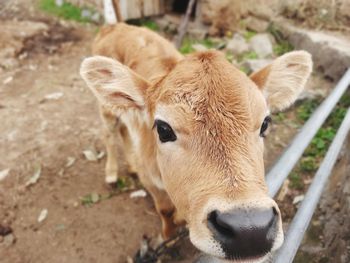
197,0,350,35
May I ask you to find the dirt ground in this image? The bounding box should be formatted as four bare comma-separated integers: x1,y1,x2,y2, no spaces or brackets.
0,1,348,263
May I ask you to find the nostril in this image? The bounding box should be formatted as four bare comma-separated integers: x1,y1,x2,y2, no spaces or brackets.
207,208,279,260
208,210,235,237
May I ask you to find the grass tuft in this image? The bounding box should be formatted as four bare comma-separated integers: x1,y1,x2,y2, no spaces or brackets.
244,30,257,40
273,42,294,55
39,0,95,23
127,18,159,31
288,91,350,189
179,37,216,54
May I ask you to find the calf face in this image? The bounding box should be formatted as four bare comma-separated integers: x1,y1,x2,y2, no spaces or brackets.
80,50,312,262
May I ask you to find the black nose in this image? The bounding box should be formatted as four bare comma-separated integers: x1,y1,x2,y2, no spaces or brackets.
207,208,278,259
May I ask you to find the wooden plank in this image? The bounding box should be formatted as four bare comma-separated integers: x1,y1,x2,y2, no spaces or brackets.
118,0,165,20
112,0,123,22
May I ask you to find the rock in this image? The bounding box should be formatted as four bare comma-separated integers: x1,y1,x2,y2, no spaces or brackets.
240,59,272,74
226,33,250,55
1,20,48,40
3,234,15,247
188,28,208,40
249,34,273,58
245,16,269,33
55,0,64,6
200,0,242,36
192,44,208,52
163,14,181,25
248,3,276,20
275,21,350,80
81,9,92,19
91,12,101,23
339,1,350,25
154,14,180,33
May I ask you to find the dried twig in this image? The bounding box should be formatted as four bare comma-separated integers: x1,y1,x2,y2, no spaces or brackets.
174,0,197,49
134,229,189,263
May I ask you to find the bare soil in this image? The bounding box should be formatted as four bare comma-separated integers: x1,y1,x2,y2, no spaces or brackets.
0,1,348,263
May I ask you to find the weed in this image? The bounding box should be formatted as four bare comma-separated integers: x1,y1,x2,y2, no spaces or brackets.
225,51,234,63
243,51,258,60
81,193,100,206
179,37,195,54
268,24,294,55
289,172,303,190
288,91,350,190
39,0,96,23
300,156,318,172
275,112,286,122
128,18,159,31
240,65,250,74
142,20,159,31
244,30,257,40
236,51,259,63
296,99,320,123
274,42,294,56
179,37,216,54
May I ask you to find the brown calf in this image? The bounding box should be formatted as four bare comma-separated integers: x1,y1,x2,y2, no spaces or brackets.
80,23,312,262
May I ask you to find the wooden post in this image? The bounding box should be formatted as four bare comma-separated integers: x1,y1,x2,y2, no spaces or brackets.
112,0,123,22
174,0,197,49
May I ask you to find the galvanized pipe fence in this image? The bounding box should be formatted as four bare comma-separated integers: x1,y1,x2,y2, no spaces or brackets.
269,68,350,262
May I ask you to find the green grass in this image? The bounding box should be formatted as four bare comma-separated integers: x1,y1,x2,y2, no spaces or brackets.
296,99,320,122
80,176,140,206
244,30,257,40
236,51,259,63
274,42,294,55
127,18,159,31
268,23,294,55
275,112,286,122
288,92,350,189
179,37,216,54
289,172,304,190
142,20,159,31
239,65,250,74
179,37,195,54
39,0,95,23
242,51,258,60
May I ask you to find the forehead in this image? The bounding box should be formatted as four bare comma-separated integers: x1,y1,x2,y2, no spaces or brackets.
154,51,267,133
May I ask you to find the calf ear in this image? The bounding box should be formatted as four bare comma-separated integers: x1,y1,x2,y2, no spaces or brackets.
250,51,312,112
80,56,150,111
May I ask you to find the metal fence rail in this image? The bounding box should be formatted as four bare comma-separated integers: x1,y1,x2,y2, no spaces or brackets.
266,68,350,197
273,108,350,263
267,69,350,262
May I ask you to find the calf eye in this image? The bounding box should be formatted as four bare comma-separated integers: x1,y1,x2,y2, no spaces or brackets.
154,119,177,143
260,116,271,137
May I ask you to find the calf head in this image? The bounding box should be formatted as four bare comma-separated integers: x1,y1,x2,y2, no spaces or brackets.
80,50,312,262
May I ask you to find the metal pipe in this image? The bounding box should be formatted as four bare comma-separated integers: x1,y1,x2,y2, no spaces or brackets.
273,108,350,263
266,68,350,197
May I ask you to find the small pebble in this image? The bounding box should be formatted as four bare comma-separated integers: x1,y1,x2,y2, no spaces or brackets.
4,234,15,247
